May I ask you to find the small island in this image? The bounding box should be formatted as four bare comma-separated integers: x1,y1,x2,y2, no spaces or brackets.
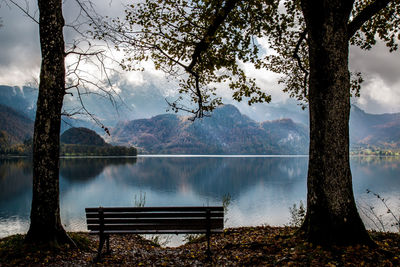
0,127,137,157
60,127,137,156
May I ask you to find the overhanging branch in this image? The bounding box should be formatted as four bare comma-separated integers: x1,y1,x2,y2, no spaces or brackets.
187,0,239,70
178,0,240,119
347,0,393,39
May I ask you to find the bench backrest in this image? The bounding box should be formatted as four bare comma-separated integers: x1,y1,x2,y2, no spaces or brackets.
85,206,224,234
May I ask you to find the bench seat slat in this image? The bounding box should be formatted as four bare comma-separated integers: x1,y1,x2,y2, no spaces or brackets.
87,218,223,225
86,211,224,219
87,222,223,231
88,229,224,235
85,206,224,213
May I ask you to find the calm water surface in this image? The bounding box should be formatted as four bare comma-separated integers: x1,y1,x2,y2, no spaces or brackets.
1,156,399,243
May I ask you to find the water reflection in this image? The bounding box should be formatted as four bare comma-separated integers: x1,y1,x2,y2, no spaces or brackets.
0,158,32,202
60,157,137,182
0,156,399,239
0,158,32,237
352,156,400,194
109,157,307,199
351,156,400,231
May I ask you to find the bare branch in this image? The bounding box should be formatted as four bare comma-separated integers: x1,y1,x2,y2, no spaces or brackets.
75,86,110,135
63,33,126,124
65,50,105,57
64,90,74,95
6,0,39,24
61,108,85,117
358,202,386,231
61,118,75,129
73,0,103,30
165,98,210,121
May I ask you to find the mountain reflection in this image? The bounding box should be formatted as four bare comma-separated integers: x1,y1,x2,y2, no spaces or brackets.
351,156,400,194
0,157,310,204
60,157,137,182
106,157,308,199
0,158,32,202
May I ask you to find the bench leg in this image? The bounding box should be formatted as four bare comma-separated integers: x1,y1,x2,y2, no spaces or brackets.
95,207,105,261
106,234,111,254
96,234,105,261
205,208,212,261
206,233,212,261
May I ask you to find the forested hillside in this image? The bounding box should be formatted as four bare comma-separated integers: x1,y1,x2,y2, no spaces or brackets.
0,104,33,144
110,104,309,154
60,127,137,156
1,85,400,155
350,105,400,154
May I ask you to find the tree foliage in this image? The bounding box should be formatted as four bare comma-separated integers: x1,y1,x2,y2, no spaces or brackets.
350,0,400,52
0,131,10,153
94,0,399,114
267,0,400,103
93,0,277,118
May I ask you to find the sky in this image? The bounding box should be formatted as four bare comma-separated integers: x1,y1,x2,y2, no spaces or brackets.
0,0,399,123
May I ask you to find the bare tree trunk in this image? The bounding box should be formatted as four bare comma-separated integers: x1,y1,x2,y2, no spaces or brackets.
300,0,373,245
25,0,72,246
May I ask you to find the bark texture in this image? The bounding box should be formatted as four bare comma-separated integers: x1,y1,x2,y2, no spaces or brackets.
25,0,71,245
300,0,373,245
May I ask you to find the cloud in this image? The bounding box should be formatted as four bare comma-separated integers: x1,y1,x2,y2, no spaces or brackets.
0,0,130,85
354,75,400,114
241,61,287,103
1,0,399,120
350,43,400,87
0,1,40,86
349,43,400,113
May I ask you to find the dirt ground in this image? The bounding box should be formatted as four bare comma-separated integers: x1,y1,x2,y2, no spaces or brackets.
1,226,399,266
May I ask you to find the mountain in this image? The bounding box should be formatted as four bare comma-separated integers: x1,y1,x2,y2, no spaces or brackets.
235,98,309,124
0,85,37,120
61,127,107,146
110,104,309,154
350,105,400,149
0,85,104,134
0,104,34,144
2,84,399,152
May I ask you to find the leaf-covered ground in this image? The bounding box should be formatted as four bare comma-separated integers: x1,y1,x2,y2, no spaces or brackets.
0,226,399,266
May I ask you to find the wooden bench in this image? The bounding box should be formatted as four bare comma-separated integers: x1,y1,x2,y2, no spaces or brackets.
85,206,224,259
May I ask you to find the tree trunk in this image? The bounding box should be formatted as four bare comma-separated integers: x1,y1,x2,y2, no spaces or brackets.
300,0,373,245
25,0,72,246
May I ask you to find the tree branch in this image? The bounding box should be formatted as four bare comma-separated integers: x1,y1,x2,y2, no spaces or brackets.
187,0,239,71
6,0,39,24
75,86,110,135
73,0,102,29
347,0,393,39
178,0,239,119
65,50,104,57
293,29,309,97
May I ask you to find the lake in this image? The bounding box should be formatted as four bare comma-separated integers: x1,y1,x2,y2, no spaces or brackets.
1,156,399,244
